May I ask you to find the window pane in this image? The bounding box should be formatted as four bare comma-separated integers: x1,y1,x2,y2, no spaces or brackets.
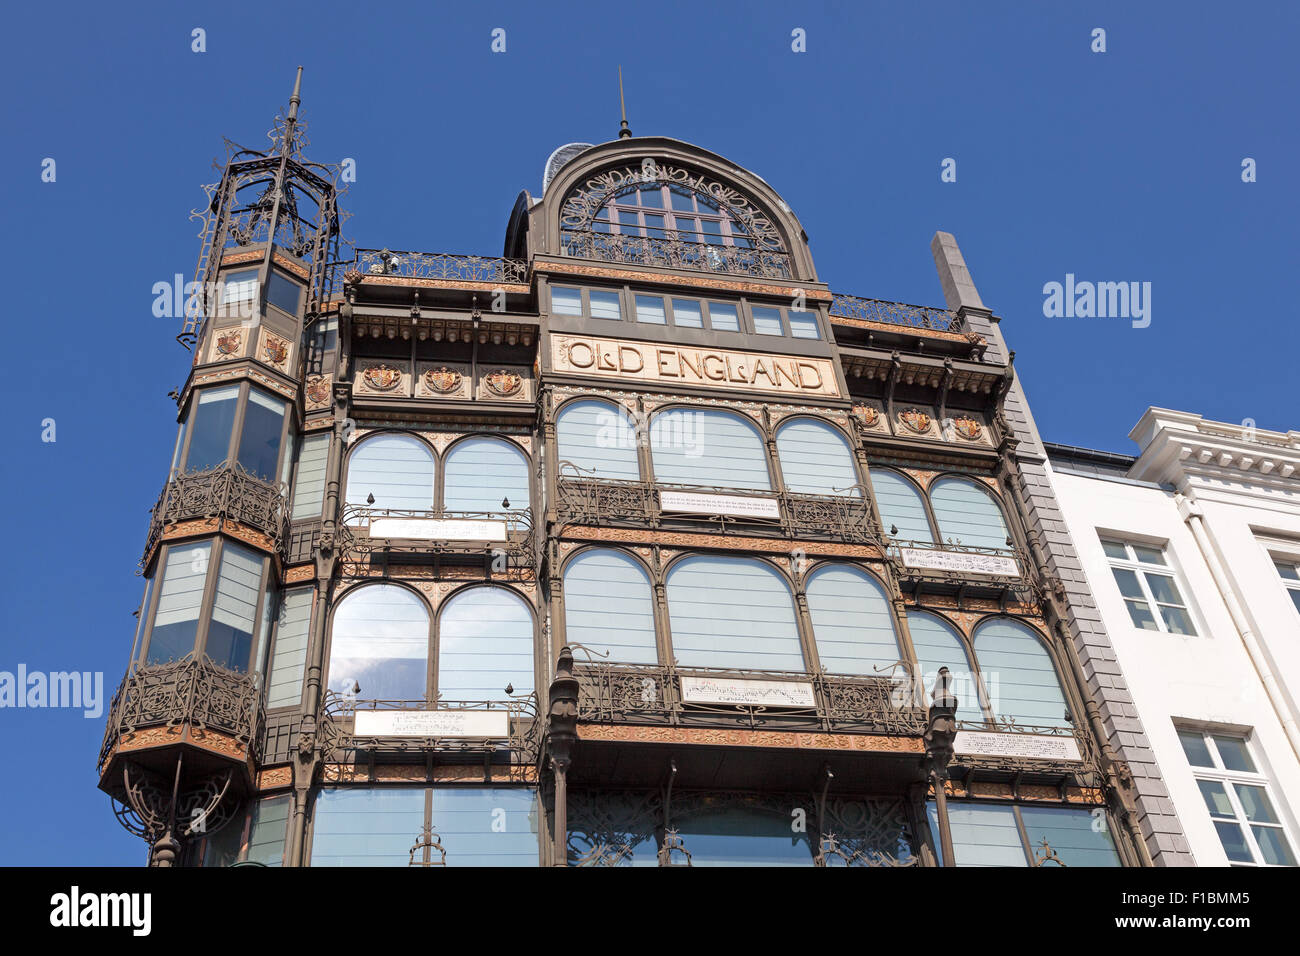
671,299,703,328
1101,539,1129,560
551,286,582,316
806,566,900,675
556,400,640,480
643,214,666,239
1178,730,1214,768
635,295,666,324
236,389,287,482
928,803,1026,867
707,302,739,331
676,807,813,866
184,386,239,472
930,477,1011,550
1213,736,1257,773
207,543,264,672
435,788,539,866
1144,573,1184,606
666,556,803,671
1198,779,1236,818
1252,826,1297,866
1233,784,1279,824
1124,598,1159,631
267,589,312,709
290,433,330,521
669,187,695,212
266,272,302,314
1019,806,1121,867
776,418,858,496
1290,589,1300,616
638,184,664,208
221,269,258,304
311,788,427,866
907,612,982,724
438,587,534,701
1276,561,1300,582
1214,821,1254,863
328,584,429,700
869,470,933,544
589,290,622,320
973,618,1070,728
1158,605,1197,636
788,310,820,339
752,306,784,336
650,408,770,491
147,544,211,664
245,796,290,866
563,550,658,665
443,437,530,512
1132,544,1167,565
1110,567,1145,600
345,433,435,513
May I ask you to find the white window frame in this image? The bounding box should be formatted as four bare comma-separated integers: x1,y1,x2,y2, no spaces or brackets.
1270,554,1300,621
1178,727,1297,867
1100,538,1197,635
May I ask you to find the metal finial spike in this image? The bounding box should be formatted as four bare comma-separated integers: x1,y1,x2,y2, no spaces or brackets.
617,66,631,139
287,66,303,123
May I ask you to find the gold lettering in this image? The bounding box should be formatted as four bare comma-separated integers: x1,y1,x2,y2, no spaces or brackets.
657,348,678,376
796,362,824,389
618,345,645,373
568,341,595,368
702,354,726,381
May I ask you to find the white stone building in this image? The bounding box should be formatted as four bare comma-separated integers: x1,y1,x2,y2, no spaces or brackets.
1047,408,1300,866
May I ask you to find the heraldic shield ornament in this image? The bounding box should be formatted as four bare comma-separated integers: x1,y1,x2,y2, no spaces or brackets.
305,376,330,406
857,404,880,427
262,335,289,365
953,415,983,441
899,407,932,434
424,366,463,394
363,364,403,392
484,369,523,397
215,329,242,356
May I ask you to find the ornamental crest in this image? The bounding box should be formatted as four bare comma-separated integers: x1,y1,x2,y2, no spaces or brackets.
856,404,880,427
484,369,523,397
424,366,463,394
215,329,242,356
899,408,932,434
262,335,289,366
305,376,330,406
363,364,403,392
953,415,983,441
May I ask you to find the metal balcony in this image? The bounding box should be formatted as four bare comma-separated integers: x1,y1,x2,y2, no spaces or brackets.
560,229,793,280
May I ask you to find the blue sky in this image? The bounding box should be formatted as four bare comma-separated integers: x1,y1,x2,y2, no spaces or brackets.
0,1,1295,864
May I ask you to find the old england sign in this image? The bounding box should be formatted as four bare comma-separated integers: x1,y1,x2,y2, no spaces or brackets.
551,334,840,397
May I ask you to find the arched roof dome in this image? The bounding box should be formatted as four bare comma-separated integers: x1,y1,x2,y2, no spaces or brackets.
542,143,595,196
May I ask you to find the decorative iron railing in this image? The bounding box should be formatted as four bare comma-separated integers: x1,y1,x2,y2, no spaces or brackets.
555,470,879,545
885,538,1035,600
560,230,793,280
829,294,963,332
949,717,1102,782
338,506,537,575
99,655,264,773
140,461,289,572
572,658,926,737
350,248,529,285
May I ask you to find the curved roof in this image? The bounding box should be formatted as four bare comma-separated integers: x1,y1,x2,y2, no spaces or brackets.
541,142,595,196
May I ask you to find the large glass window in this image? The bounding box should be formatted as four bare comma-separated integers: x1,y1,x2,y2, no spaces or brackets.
206,542,266,672
666,556,803,671
563,550,658,665
265,272,302,315
650,408,770,491
327,584,429,701
178,384,290,482
290,433,330,521
775,418,859,496
266,588,312,709
927,803,1119,867
344,433,434,513
556,400,640,480
1102,539,1196,635
236,390,288,481
930,477,1011,550
1178,728,1297,866
1276,558,1300,617
146,543,212,665
675,807,813,866
906,611,982,724
443,437,530,512
437,587,535,702
869,470,934,543
201,795,290,867
971,618,1070,728
183,386,240,472
805,566,900,675
310,788,427,867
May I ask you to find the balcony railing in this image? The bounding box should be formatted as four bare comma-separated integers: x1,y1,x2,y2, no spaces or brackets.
555,470,879,545
350,248,529,285
885,538,1038,602
950,718,1102,782
829,294,963,333
560,230,793,280
338,506,537,575
99,655,265,773
140,461,289,572
573,659,926,737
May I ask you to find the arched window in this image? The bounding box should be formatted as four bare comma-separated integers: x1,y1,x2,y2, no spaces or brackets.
906,611,982,724
345,434,434,513
869,470,933,543
650,408,770,491
563,550,658,664
930,476,1011,550
805,566,900,675
666,556,803,671
443,437,530,512
437,587,535,702
972,619,1070,728
775,419,859,496
328,585,429,701
556,400,641,480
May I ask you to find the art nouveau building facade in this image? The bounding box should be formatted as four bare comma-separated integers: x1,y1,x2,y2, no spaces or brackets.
1047,411,1300,866
98,75,1167,866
